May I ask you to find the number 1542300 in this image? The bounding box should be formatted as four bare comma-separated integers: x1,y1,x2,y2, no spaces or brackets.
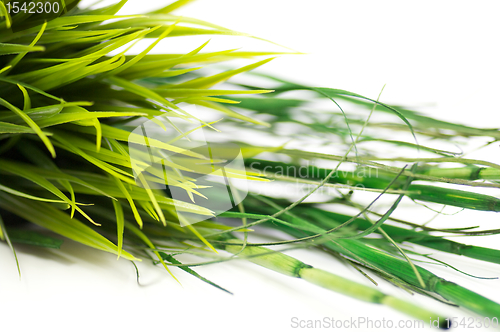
5,2,61,14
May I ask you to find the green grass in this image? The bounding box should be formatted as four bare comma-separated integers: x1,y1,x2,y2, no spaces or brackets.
1,0,499,327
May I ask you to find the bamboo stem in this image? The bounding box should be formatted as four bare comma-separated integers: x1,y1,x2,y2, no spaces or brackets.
222,238,448,326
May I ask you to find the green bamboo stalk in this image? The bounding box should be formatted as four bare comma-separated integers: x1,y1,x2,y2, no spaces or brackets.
220,237,448,327
243,198,500,265
417,165,500,181
246,159,500,212
303,208,500,265
263,216,500,318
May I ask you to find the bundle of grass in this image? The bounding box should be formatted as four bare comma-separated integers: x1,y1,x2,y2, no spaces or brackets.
1,0,499,328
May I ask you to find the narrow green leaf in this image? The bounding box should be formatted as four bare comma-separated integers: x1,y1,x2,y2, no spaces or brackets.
160,252,232,294
0,122,47,134
4,22,47,74
0,97,56,157
0,43,44,55
112,199,125,259
0,193,138,261
0,213,20,276
7,229,63,249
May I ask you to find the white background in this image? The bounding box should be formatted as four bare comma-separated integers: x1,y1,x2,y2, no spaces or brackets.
1,1,500,331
